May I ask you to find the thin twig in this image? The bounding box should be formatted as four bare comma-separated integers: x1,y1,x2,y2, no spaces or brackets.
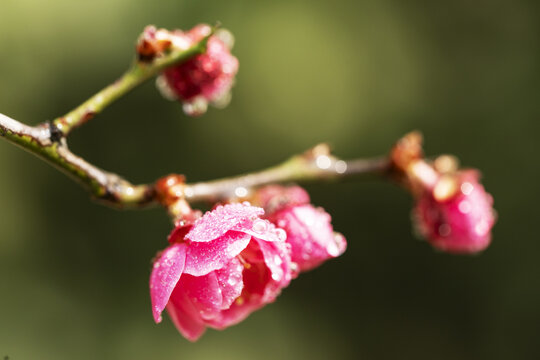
2,113,390,209
1,112,155,208
183,145,390,203
52,34,211,136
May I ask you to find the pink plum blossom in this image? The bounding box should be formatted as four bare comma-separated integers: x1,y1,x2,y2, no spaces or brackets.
156,24,239,116
254,185,347,272
390,132,496,254
149,203,292,341
413,170,496,254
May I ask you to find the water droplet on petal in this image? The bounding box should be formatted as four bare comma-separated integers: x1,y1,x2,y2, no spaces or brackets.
215,29,235,50
271,272,282,281
183,96,208,116
461,182,474,195
334,232,346,248
275,228,287,241
211,90,232,109
252,219,268,233
155,76,178,101
458,200,472,214
475,220,489,236
438,224,452,237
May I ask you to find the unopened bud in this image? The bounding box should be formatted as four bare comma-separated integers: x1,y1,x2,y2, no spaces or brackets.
157,24,239,117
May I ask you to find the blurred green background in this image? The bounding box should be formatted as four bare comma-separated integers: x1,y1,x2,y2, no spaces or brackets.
1,0,539,359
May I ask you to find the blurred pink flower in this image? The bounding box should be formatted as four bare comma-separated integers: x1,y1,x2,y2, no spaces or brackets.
413,170,496,254
149,203,292,341
255,185,347,272
390,132,496,254
157,24,239,116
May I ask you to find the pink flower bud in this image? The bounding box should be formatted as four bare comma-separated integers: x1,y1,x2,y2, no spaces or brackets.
254,185,347,272
390,132,497,254
149,203,292,341
156,24,239,116
413,170,496,254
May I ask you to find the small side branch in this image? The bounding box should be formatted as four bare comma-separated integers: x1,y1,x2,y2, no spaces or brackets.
183,144,390,203
52,34,211,137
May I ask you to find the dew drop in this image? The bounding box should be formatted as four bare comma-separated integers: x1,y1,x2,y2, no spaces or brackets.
215,29,235,49
221,63,236,75
273,254,283,266
335,160,347,174
316,155,332,169
155,76,178,101
275,228,287,241
235,186,248,198
475,221,489,236
252,219,268,233
458,200,472,214
212,90,232,108
183,97,208,116
184,187,194,197
461,182,474,195
327,243,339,256
438,224,452,237
329,233,346,256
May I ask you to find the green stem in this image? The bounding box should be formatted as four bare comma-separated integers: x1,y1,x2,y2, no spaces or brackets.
1,112,155,208
1,113,389,209
183,144,390,203
0,30,213,208
52,35,210,136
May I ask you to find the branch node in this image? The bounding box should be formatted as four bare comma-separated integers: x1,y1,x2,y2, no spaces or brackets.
48,121,64,143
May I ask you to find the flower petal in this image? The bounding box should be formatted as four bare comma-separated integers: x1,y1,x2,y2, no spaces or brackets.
167,287,206,342
215,257,244,309
206,297,263,330
414,170,495,254
181,273,223,320
149,243,187,323
205,244,266,329
184,231,251,276
254,185,311,213
275,205,345,271
186,203,264,242
238,218,287,243
257,239,292,302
